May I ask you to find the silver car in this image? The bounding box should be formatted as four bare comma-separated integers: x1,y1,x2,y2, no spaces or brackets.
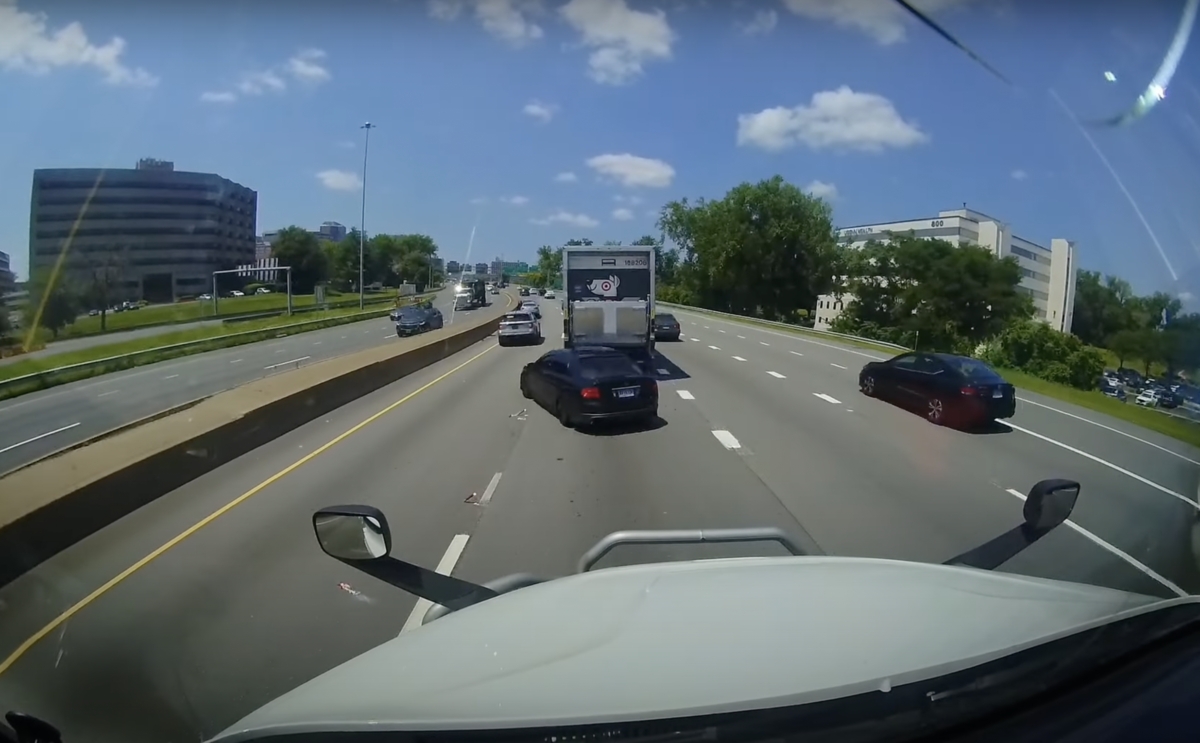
521,300,541,319
498,311,542,346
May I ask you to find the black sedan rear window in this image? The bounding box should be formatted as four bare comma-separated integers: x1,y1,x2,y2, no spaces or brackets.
950,357,1004,381
397,308,424,319
577,354,639,377
656,314,677,324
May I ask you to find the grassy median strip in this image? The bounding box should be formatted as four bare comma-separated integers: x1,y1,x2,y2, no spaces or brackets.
669,304,1200,450
58,290,396,339
0,295,432,400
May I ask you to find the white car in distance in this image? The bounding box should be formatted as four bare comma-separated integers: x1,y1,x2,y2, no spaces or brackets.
498,311,542,347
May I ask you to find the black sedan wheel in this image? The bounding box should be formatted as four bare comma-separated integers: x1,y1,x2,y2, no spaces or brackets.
556,396,573,428
926,397,945,425
860,375,876,396
520,375,532,399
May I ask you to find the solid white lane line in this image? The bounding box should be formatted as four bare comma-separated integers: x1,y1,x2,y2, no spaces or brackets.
677,390,695,400
767,371,786,379
712,430,742,449
1004,488,1186,597
313,341,323,346
163,374,179,380
275,349,286,353
479,472,503,506
97,390,119,398
1002,421,1196,510
830,363,847,370
790,351,803,357
264,356,311,370
1018,396,1200,466
813,393,841,404
0,422,82,455
708,345,721,351
399,534,471,635
732,356,747,362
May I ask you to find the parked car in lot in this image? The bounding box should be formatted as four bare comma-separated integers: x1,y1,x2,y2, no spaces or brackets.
652,313,681,341
393,305,443,337
519,346,659,428
498,311,542,346
1135,389,1162,408
858,352,1016,428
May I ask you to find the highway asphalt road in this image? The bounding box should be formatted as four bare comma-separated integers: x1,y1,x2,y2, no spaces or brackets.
2,297,1200,742
0,287,487,476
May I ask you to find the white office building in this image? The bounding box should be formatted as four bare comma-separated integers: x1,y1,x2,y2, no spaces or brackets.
814,207,1076,334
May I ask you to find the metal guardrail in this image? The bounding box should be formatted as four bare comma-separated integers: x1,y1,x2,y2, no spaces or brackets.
656,301,909,352
0,304,410,398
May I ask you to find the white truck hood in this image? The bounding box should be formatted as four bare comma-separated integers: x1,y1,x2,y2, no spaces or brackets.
213,556,1164,741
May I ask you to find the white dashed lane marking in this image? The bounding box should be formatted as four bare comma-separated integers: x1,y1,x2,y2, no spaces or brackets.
813,393,841,405
677,390,695,400
766,371,786,379
711,430,742,450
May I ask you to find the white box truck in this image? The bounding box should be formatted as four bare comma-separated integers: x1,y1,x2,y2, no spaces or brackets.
561,244,656,363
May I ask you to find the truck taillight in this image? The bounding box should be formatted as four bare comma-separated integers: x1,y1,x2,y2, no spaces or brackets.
581,387,601,400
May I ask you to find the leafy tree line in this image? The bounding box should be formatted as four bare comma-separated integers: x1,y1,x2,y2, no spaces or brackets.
270,226,443,294
524,174,1198,392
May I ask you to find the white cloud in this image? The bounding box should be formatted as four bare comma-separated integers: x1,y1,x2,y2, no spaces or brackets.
427,0,545,47
317,169,363,192
560,0,676,85
805,180,839,200
554,171,579,183
1011,168,1028,181
780,0,970,46
0,2,158,86
501,195,530,205
1179,291,1195,303
523,99,559,122
285,48,332,84
612,207,634,221
531,210,600,228
613,194,644,205
738,9,778,35
737,86,928,153
199,91,236,104
205,48,332,103
586,153,675,188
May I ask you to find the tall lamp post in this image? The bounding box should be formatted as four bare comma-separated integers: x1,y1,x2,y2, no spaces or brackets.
359,121,376,310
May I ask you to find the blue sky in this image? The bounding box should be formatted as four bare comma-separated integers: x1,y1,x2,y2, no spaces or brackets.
3,0,1200,304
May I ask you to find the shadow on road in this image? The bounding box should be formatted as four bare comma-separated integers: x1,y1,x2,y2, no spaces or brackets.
965,420,1015,435
647,347,690,382
577,416,668,437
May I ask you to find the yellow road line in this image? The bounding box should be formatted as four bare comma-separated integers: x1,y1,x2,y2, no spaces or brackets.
0,341,499,676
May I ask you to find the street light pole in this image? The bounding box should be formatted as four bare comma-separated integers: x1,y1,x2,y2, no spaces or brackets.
359,121,376,310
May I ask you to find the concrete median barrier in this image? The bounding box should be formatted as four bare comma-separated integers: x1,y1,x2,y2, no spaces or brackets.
0,296,513,588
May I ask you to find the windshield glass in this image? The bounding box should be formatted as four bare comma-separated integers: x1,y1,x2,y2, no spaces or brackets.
3,2,1200,742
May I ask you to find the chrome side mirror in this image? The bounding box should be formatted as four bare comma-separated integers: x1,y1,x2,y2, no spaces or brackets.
312,506,391,561
1023,479,1080,532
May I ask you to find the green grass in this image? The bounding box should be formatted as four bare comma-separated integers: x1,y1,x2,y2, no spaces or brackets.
58,289,398,338
666,303,1200,450
0,294,434,400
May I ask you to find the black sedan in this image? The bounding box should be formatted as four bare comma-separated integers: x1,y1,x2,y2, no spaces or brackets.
652,313,681,341
393,305,444,337
520,346,659,428
858,352,1015,428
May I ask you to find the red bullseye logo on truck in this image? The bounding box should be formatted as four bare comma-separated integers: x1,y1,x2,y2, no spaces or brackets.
587,275,620,298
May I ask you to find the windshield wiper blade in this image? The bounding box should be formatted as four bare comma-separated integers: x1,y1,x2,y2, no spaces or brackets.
892,0,1014,87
